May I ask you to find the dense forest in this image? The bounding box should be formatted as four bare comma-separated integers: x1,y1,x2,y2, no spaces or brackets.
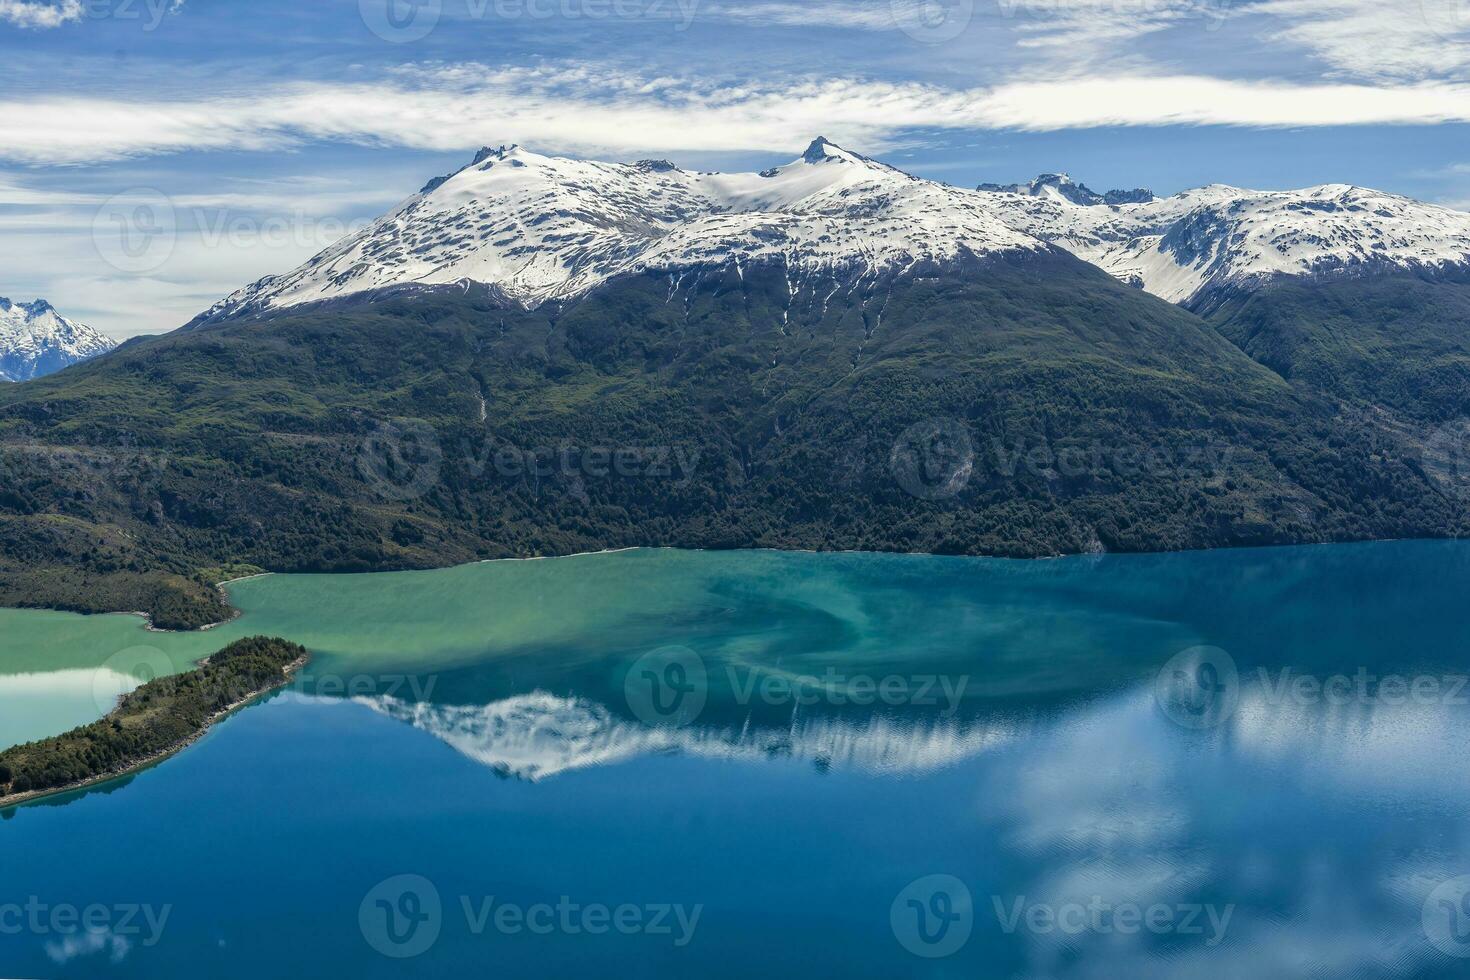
0,636,307,800
1,254,1467,628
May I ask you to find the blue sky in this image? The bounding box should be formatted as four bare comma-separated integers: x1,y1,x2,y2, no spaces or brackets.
3,0,1470,337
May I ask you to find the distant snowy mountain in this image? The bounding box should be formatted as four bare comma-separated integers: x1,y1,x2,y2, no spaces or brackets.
191,139,1470,325
193,138,1047,323
975,178,1470,307
0,298,116,382
977,172,1155,207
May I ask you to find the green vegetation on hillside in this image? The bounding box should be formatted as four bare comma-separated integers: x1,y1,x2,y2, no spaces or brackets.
1207,268,1470,421
0,636,307,801
1,253,1466,627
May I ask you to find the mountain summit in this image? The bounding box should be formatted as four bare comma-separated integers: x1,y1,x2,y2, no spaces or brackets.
977,176,1470,306
6,143,1470,627
193,140,1470,327
191,138,1046,325
0,297,116,382
978,173,1155,207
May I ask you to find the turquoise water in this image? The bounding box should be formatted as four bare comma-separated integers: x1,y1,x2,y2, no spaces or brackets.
3,543,1470,976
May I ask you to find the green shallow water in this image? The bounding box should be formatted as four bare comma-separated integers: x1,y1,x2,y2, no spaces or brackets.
4,541,1469,750
4,542,1470,977
0,546,1214,748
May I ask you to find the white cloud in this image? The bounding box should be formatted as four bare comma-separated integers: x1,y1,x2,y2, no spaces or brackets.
714,0,1470,81
44,929,132,965
0,0,82,27
3,67,1470,167
696,0,912,30
998,0,1231,50
1248,0,1470,81
0,170,403,338
964,74,1470,128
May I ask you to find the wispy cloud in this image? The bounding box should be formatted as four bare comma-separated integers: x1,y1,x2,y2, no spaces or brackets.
4,66,1470,166
999,0,1232,51
45,929,132,965
0,0,82,28
712,0,1470,80
1249,0,1470,81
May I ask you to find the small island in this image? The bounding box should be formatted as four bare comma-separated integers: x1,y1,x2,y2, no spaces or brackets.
0,636,309,808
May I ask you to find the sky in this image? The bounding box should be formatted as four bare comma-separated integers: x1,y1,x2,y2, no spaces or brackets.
3,0,1470,339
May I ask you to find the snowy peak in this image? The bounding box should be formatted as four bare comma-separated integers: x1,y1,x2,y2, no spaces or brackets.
978,173,1156,208
977,176,1470,305
799,136,878,167
0,297,116,382
195,139,1046,322
196,143,1470,325
802,136,843,163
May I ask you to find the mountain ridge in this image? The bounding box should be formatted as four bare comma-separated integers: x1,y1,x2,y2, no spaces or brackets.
0,297,116,382
187,139,1470,329
975,175,1470,307
2,141,1469,630
190,137,1046,327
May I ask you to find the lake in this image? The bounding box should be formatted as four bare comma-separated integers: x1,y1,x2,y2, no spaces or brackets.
3,543,1470,977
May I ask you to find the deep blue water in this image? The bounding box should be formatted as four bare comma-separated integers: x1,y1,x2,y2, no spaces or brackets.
5,542,1470,978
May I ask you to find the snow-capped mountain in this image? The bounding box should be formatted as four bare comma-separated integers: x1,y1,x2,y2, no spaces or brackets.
192,138,1470,325
354,691,1016,782
193,138,1047,323
975,178,1470,307
0,297,116,382
978,172,1155,207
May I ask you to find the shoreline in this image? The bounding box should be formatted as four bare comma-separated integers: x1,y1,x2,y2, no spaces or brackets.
0,653,309,811
7,537,1467,635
